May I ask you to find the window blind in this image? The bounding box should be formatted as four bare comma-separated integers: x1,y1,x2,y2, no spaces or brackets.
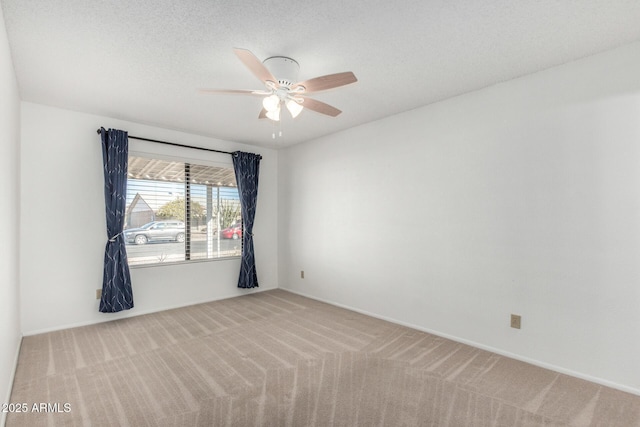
123,154,241,266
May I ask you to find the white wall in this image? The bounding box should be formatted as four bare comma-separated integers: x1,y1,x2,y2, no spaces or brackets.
279,41,640,394
20,103,278,334
0,5,22,424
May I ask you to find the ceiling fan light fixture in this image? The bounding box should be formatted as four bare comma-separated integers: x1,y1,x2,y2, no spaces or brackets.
286,99,303,118
266,107,280,121
262,94,280,112
201,49,357,123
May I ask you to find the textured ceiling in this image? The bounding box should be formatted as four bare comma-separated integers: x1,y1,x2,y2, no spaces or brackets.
2,1,640,149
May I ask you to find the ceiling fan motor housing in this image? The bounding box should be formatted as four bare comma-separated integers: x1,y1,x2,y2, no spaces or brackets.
263,56,300,87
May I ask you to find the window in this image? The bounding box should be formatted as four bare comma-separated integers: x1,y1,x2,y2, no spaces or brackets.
123,154,241,266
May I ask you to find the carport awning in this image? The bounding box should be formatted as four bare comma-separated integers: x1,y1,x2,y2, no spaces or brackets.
128,156,237,187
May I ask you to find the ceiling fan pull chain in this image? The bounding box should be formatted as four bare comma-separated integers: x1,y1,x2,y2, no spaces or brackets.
271,122,283,140
271,119,277,139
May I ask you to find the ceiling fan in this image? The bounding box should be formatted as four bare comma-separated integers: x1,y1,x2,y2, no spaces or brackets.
200,48,357,121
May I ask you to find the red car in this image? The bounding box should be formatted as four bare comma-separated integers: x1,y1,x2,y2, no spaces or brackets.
221,223,242,239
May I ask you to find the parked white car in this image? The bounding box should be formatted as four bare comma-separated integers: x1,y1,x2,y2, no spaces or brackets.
124,221,185,245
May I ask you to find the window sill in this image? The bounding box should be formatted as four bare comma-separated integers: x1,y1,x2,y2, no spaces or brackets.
128,256,241,269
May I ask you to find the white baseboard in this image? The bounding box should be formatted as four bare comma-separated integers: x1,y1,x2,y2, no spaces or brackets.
23,286,274,336
1,334,23,427
282,287,640,397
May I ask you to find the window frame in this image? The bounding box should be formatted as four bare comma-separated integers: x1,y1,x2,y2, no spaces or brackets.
125,146,241,268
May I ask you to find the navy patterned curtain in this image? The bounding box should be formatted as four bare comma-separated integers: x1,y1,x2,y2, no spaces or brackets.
100,128,134,312
232,151,261,289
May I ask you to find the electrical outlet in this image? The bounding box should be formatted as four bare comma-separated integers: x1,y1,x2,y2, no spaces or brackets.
96,289,102,300
300,270,304,279
510,314,521,329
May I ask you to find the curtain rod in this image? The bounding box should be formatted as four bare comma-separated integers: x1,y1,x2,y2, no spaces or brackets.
97,128,236,156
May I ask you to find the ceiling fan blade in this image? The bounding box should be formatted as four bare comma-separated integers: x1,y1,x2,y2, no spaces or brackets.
258,108,268,119
300,97,342,117
292,71,357,94
233,48,277,84
199,88,268,96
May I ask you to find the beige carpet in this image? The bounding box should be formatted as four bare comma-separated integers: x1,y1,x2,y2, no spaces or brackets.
6,290,640,426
